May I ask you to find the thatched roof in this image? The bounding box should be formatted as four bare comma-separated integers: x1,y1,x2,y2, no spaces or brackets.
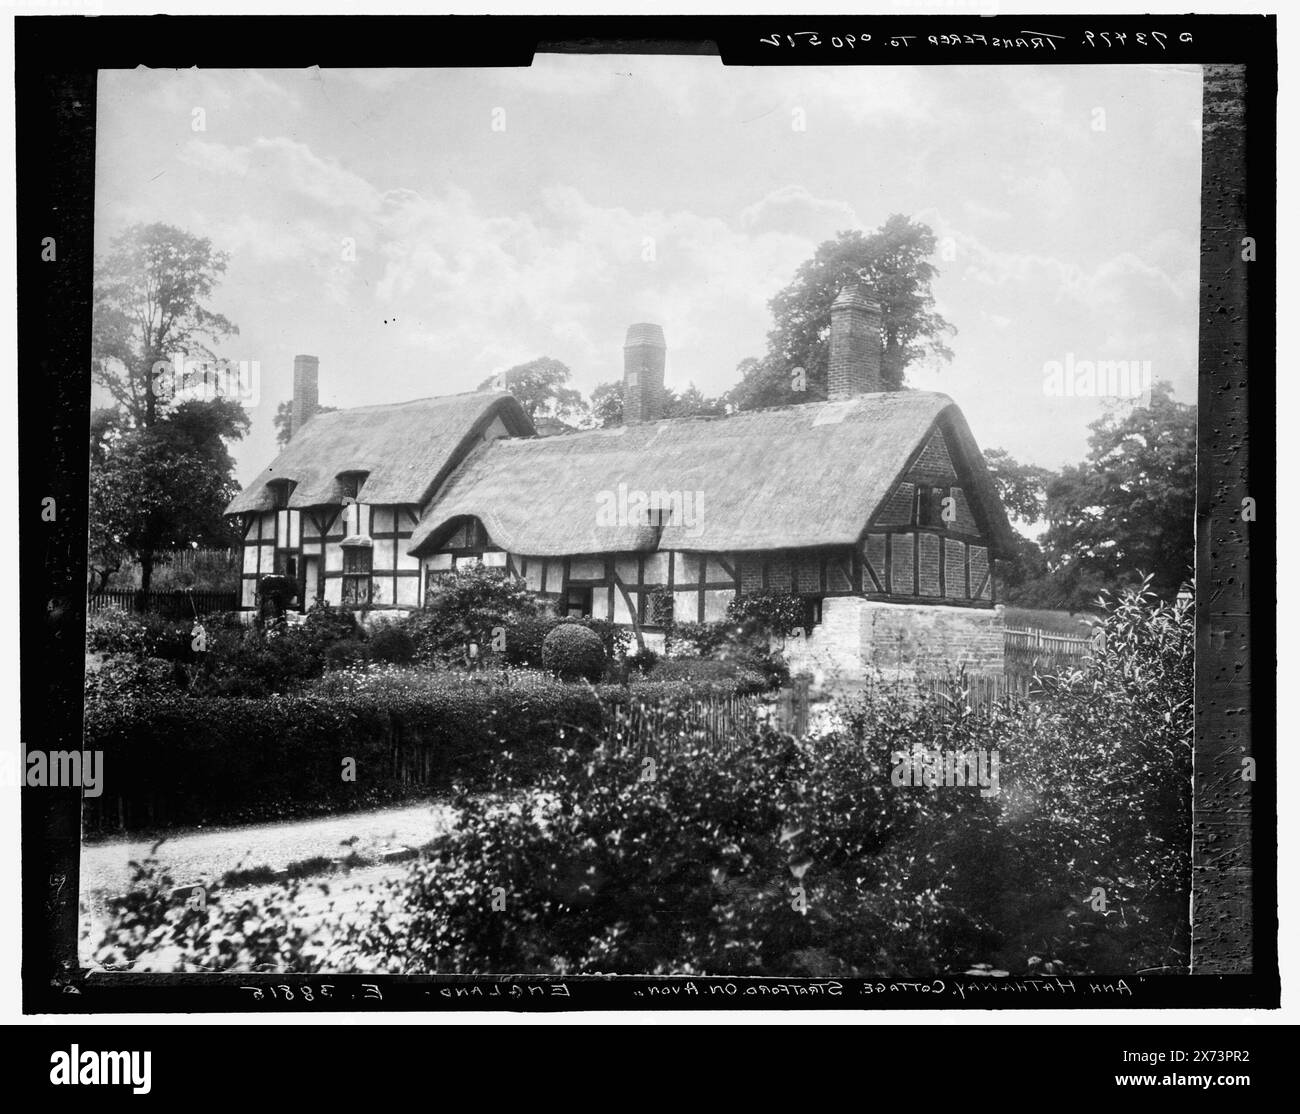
409,392,1017,557
226,391,533,513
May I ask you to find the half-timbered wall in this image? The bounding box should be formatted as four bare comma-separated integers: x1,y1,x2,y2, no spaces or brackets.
856,423,997,607
239,502,421,612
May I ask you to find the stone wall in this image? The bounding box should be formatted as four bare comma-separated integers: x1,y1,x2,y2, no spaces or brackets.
781,596,1005,696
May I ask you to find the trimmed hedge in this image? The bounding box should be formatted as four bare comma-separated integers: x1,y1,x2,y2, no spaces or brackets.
83,683,608,834
82,672,756,834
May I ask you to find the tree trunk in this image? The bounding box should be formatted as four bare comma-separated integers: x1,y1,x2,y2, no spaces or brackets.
136,552,154,613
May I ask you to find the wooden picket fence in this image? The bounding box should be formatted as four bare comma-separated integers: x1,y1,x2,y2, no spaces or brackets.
87,588,240,618
1004,627,1095,657
603,689,764,757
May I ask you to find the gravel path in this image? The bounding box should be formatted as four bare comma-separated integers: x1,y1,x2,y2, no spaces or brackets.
79,798,459,902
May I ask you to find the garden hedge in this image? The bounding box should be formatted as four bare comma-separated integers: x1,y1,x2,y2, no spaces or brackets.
82,674,755,834
82,683,607,834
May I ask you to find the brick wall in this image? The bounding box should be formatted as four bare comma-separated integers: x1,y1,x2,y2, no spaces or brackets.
876,481,914,525
911,429,956,479
781,597,1006,696
918,533,941,596
827,287,882,398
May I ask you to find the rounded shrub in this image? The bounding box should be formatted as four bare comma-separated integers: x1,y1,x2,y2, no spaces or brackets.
541,622,605,682
369,622,416,664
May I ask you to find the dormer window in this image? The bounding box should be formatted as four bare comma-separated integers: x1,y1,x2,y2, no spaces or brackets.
268,479,296,509
337,471,368,502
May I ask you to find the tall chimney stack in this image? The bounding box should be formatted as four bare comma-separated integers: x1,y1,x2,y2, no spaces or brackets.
623,323,666,424
827,284,883,399
291,354,320,440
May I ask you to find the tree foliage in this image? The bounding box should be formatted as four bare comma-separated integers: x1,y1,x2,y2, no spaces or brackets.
92,222,239,428
89,224,247,597
477,356,585,424
89,400,249,593
586,380,725,428
727,216,955,410
1020,384,1195,608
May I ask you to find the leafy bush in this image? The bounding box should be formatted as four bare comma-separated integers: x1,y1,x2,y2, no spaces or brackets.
178,602,369,696
643,656,767,693
413,566,540,665
726,591,805,637
626,646,659,673
502,614,632,671
89,857,324,974
502,614,558,669
368,621,416,664
569,616,633,661
336,720,998,976
302,601,363,644
86,607,191,660
90,582,1191,978
668,621,733,658
542,623,606,682
972,580,1193,974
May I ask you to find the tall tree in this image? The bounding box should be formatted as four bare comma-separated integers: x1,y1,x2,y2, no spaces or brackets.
92,223,239,428
90,224,246,600
982,448,1056,525
89,400,250,598
728,215,955,410
1033,383,1196,608
477,357,584,424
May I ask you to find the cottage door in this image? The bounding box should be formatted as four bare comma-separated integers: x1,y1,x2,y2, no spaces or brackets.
303,555,321,609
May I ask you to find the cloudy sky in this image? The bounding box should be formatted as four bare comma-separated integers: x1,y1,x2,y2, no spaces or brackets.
95,59,1202,486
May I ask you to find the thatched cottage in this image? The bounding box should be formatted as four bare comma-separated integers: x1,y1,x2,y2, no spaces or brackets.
227,284,1016,679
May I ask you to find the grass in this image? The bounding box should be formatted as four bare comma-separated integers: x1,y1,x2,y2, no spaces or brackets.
1003,606,1099,635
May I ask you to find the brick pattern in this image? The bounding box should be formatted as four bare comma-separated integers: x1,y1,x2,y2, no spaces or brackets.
782,598,1006,694
795,553,822,593
918,533,941,596
891,533,914,595
827,297,882,398
911,429,956,480
624,327,665,424
950,487,978,533
767,552,793,592
861,600,1005,677
828,554,853,592
739,555,764,594
944,537,966,598
876,481,915,526
863,534,887,591
291,355,319,440
969,545,991,599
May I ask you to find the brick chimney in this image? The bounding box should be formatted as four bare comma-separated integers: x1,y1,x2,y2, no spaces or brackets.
623,323,665,424
827,283,883,398
290,355,319,440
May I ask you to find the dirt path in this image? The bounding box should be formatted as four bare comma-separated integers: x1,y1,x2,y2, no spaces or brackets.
80,798,458,901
